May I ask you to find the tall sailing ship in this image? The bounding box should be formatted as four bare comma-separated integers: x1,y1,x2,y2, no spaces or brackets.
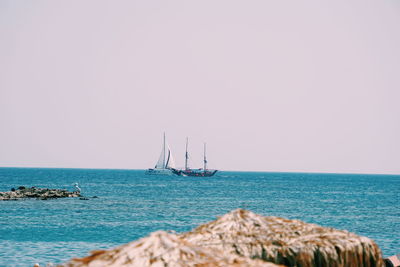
172,138,218,177
145,133,176,175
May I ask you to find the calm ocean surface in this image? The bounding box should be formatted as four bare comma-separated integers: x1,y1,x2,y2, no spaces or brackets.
0,168,399,266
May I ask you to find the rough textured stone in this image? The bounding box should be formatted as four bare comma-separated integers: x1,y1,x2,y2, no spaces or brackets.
51,209,387,267
0,187,80,200
182,209,384,267
61,231,282,267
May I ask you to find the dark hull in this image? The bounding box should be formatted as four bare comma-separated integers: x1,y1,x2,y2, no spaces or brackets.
171,169,217,177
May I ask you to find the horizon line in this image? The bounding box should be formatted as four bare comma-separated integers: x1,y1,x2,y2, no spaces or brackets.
0,166,399,176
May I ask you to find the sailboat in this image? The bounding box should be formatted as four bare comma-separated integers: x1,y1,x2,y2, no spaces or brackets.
172,138,218,177
145,133,176,175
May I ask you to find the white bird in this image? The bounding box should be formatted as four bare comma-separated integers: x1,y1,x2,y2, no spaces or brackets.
74,183,81,193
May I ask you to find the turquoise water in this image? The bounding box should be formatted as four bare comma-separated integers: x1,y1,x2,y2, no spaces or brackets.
0,168,399,266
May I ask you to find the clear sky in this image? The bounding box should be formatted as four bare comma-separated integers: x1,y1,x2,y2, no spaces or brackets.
1,1,399,174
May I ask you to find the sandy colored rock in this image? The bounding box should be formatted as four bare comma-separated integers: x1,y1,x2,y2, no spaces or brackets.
61,231,282,267
182,209,384,267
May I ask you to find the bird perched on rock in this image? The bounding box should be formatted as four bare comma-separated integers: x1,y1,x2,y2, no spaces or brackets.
74,183,81,193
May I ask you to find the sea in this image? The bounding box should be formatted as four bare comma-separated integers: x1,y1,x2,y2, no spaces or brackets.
0,168,399,266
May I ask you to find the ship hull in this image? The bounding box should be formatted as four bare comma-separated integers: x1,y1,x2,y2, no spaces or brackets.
171,169,217,177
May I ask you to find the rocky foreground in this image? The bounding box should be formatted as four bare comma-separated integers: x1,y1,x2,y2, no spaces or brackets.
62,231,282,267
183,209,384,267
0,186,81,200
58,209,384,267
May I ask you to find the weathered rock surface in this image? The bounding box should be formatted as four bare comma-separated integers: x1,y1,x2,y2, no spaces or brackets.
182,209,384,267
55,209,386,267
0,187,80,200
61,231,282,267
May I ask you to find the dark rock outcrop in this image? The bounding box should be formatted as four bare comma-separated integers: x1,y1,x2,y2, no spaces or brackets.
0,187,81,200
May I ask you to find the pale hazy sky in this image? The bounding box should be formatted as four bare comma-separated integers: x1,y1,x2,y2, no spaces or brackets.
1,1,399,174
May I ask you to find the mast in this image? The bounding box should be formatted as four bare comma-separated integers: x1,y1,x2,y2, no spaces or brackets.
203,143,207,171
163,132,166,168
185,137,189,170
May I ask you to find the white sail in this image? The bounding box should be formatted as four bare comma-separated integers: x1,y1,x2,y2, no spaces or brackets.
165,145,176,169
154,134,175,169
146,133,177,175
155,144,166,169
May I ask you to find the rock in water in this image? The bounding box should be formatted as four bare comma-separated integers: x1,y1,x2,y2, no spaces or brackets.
61,231,282,267
0,187,81,200
182,209,384,267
